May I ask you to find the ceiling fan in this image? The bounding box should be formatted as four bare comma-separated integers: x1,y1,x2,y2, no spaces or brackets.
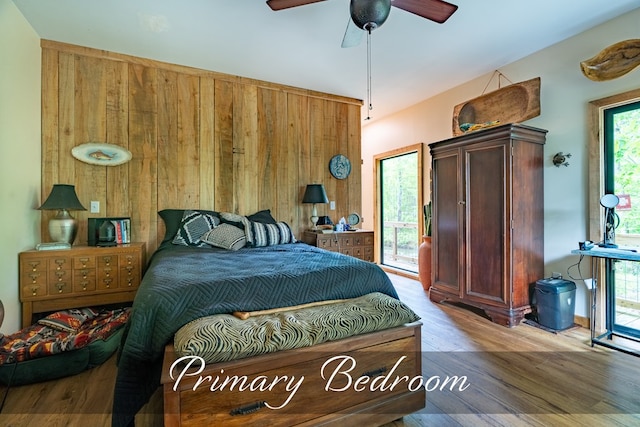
266,0,458,47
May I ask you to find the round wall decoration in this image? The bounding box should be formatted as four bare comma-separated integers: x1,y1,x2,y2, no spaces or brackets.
329,154,351,179
72,142,132,166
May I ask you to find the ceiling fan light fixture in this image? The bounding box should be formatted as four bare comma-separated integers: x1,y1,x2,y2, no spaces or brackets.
350,0,391,30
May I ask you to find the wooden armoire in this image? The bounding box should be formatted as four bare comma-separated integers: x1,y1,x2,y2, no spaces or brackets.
428,123,546,327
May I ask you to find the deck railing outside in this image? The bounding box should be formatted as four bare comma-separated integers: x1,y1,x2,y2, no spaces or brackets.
382,221,419,272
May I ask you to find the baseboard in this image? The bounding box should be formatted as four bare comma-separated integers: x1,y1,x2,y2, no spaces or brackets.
574,314,590,329
380,266,419,281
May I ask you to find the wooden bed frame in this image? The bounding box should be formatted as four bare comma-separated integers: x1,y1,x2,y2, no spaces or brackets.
161,322,424,426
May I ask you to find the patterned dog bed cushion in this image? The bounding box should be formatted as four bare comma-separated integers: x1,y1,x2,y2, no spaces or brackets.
0,328,125,386
0,307,130,385
174,292,420,364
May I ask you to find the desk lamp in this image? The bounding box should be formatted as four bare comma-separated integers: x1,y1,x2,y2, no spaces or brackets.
599,193,620,248
302,184,329,230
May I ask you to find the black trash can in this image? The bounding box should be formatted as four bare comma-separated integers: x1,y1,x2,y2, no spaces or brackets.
534,278,576,330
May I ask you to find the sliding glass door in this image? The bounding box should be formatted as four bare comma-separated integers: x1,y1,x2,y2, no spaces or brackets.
375,144,423,274
603,100,640,338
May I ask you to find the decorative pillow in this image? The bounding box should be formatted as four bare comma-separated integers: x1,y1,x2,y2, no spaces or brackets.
158,209,186,245
201,223,247,251
219,212,254,245
246,209,277,224
159,209,218,245
218,212,246,228
37,308,99,333
172,210,221,247
250,221,296,247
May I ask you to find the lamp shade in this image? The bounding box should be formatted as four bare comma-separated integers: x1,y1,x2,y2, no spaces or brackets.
302,184,329,204
38,184,86,211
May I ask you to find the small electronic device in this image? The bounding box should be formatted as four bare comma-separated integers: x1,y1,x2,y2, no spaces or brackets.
579,241,594,250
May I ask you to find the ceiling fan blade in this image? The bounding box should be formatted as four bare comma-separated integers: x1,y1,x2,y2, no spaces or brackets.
391,0,458,24
341,18,364,48
266,0,327,11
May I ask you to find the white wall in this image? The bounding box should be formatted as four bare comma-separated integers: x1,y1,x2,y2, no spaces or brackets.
0,0,41,333
362,9,640,318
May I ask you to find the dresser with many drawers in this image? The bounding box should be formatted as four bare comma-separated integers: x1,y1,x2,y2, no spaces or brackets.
19,242,146,327
302,230,374,262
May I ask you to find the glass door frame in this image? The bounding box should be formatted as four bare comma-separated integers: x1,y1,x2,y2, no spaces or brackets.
373,143,424,277
588,88,640,333
603,100,640,339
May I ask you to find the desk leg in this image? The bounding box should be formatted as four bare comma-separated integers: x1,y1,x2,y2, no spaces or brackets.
22,301,33,328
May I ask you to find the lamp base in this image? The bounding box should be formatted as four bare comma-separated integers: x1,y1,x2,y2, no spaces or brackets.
598,243,618,248
48,209,78,244
310,203,319,230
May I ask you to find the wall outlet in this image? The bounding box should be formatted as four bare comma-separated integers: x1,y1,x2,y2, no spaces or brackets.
90,201,100,213
330,201,336,210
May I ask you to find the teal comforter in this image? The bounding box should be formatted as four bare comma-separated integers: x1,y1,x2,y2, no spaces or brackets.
111,242,397,426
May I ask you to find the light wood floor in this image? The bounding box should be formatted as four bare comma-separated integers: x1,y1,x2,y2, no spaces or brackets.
1,273,639,426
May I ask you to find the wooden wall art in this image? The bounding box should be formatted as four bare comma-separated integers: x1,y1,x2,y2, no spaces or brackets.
580,39,640,81
452,76,541,136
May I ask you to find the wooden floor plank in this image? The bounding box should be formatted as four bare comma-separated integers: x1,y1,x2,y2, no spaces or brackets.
0,273,638,426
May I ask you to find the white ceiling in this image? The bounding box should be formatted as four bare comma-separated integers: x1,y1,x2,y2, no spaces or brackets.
13,0,640,122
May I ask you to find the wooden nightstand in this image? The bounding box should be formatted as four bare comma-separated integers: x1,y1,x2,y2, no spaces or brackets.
302,230,374,262
19,242,146,327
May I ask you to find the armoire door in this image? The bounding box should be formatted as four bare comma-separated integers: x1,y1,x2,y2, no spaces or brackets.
432,150,462,294
464,142,510,307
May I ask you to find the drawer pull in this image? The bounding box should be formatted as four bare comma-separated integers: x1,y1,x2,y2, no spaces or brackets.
125,255,133,264
56,283,66,293
230,401,266,416
81,280,89,290
55,259,66,269
79,257,90,266
102,256,112,265
31,286,39,296
81,269,90,278
103,278,112,288
362,366,387,377
29,273,40,282
29,261,41,270
56,271,66,280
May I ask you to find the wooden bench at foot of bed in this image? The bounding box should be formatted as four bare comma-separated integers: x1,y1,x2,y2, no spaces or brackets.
161,321,424,426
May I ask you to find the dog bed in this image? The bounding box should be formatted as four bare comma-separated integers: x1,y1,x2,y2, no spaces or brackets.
0,307,129,386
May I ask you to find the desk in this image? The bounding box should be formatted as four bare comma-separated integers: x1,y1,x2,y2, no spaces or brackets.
572,247,640,356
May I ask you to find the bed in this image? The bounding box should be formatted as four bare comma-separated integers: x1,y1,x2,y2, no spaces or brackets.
111,209,424,426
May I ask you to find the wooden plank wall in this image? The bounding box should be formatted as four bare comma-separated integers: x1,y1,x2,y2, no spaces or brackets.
40,40,363,256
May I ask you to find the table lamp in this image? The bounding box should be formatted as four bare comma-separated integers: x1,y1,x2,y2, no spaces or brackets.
302,184,329,230
38,184,86,244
